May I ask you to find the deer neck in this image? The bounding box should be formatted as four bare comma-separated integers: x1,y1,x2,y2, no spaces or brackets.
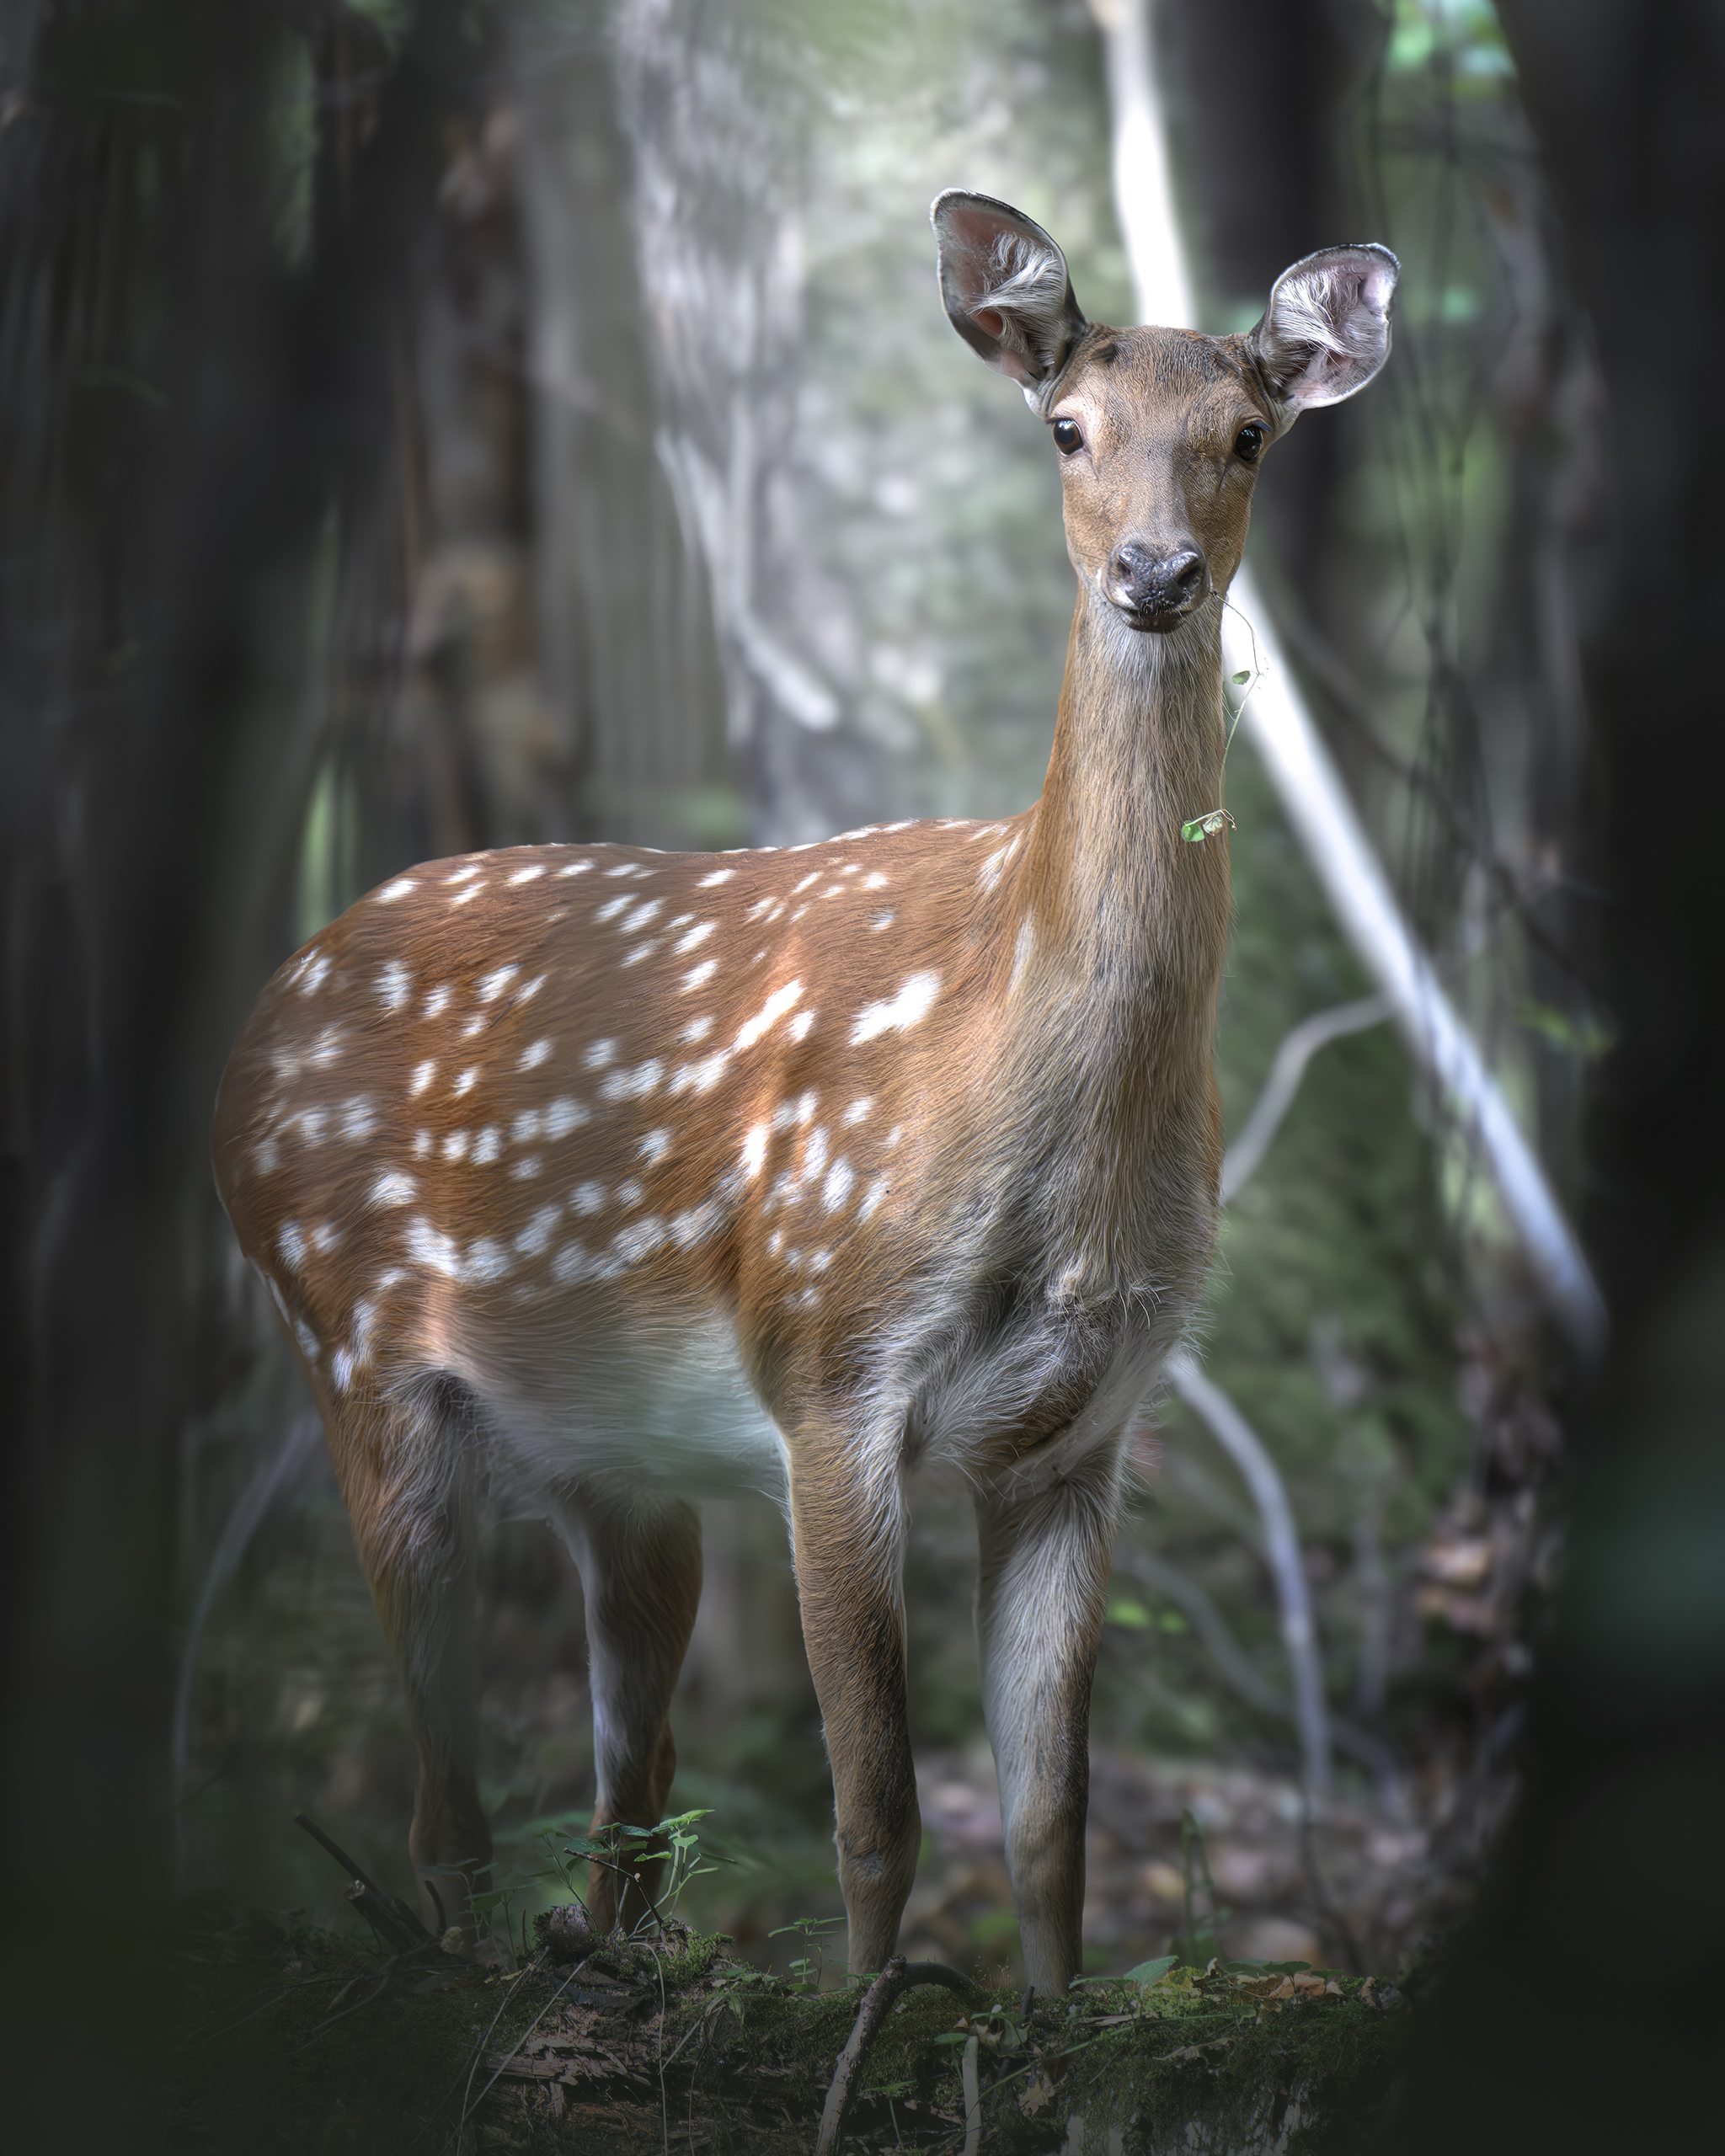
1015,582,1231,1039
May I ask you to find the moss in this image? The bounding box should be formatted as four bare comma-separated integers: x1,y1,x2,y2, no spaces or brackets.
155,1914,1407,2154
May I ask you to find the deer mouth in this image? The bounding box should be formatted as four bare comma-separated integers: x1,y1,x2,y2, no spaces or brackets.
1109,592,1206,633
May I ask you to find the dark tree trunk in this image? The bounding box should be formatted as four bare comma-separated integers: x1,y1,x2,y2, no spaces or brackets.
1390,4,1725,2145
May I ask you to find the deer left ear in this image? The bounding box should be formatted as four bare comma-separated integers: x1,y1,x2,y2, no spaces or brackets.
932,189,1088,409
1247,243,1399,419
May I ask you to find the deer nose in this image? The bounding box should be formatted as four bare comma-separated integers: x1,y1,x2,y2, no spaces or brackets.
1108,542,1209,621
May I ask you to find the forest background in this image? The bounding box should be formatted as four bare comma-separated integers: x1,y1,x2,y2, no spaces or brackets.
2,2,1720,2148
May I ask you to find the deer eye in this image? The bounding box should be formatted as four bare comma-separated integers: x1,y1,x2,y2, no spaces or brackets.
1234,423,1267,462
1052,418,1084,456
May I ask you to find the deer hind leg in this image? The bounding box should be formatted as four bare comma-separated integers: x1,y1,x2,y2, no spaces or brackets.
787,1436,920,1977
557,1490,703,1934
330,1375,491,1938
973,1451,1120,1995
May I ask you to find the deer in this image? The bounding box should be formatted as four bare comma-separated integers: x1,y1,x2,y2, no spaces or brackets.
212,191,1396,1994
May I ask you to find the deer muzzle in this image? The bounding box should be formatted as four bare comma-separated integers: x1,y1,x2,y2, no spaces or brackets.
1106,541,1210,629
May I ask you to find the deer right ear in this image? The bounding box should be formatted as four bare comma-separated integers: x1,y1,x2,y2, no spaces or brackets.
932,190,1087,410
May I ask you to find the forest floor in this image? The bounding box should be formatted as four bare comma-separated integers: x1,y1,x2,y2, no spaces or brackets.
152,1906,1418,2156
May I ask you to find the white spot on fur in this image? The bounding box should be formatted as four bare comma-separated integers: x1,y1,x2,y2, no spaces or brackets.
1010,916,1036,995
681,1016,713,1043
520,1039,553,1071
851,970,941,1044
409,1060,435,1097
508,864,546,886
622,940,659,967
615,1179,644,1209
414,1130,431,1157
467,1238,510,1283
741,1126,769,1179
471,1127,502,1165
551,1241,594,1282
556,861,593,878
859,1177,889,1221
310,1222,341,1253
443,1130,471,1162
862,872,889,891
600,1058,663,1102
869,911,895,931
510,1154,542,1180
735,979,803,1052
670,1050,730,1097
822,1159,854,1213
451,884,484,906
279,1222,305,1270
843,1097,873,1126
377,878,416,902
478,965,519,1003
424,985,453,1021
621,899,663,934
253,1138,280,1174
444,863,483,884
511,1108,543,1144
789,1011,816,1042
638,1129,671,1165
299,953,331,995
886,1125,903,1149
697,868,734,887
294,1318,320,1359
674,921,715,956
571,1182,608,1217
377,961,411,1011
406,1218,461,1278
453,1067,479,1098
612,1217,666,1267
517,974,547,1004
515,1206,560,1257
670,1201,721,1247
545,1097,589,1139
681,959,718,992
371,1171,415,1208
339,1099,377,1143
792,873,820,894
585,1039,617,1070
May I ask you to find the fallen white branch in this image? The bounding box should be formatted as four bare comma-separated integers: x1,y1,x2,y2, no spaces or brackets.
1093,0,1606,1362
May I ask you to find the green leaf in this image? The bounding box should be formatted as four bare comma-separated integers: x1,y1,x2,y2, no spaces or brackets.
1231,669,1252,685
932,2031,971,2046
1106,1597,1152,1629
1182,819,1209,843
468,1892,510,1913
1124,1956,1178,1986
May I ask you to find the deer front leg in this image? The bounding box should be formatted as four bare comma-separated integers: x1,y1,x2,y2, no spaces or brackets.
788,1441,921,1976
974,1453,1119,1995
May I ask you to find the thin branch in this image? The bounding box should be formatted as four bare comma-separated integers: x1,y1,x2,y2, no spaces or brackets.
1220,995,1392,1203
1165,1351,1332,1793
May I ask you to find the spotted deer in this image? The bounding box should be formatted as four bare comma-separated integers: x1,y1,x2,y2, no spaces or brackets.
213,192,1395,1991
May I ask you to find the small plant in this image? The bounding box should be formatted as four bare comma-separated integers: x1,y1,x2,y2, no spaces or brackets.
533,1806,729,1941
1172,1806,1231,1967
769,1911,845,1991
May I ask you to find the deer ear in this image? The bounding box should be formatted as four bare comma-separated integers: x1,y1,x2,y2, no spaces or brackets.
1247,243,1399,418
932,190,1087,408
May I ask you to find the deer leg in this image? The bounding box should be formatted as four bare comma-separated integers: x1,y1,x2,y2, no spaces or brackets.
788,1444,920,1976
332,1381,491,1938
973,1454,1119,1994
558,1491,703,1934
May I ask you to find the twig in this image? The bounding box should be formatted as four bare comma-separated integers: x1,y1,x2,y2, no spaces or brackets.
815,1956,977,2155
294,1809,435,1952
